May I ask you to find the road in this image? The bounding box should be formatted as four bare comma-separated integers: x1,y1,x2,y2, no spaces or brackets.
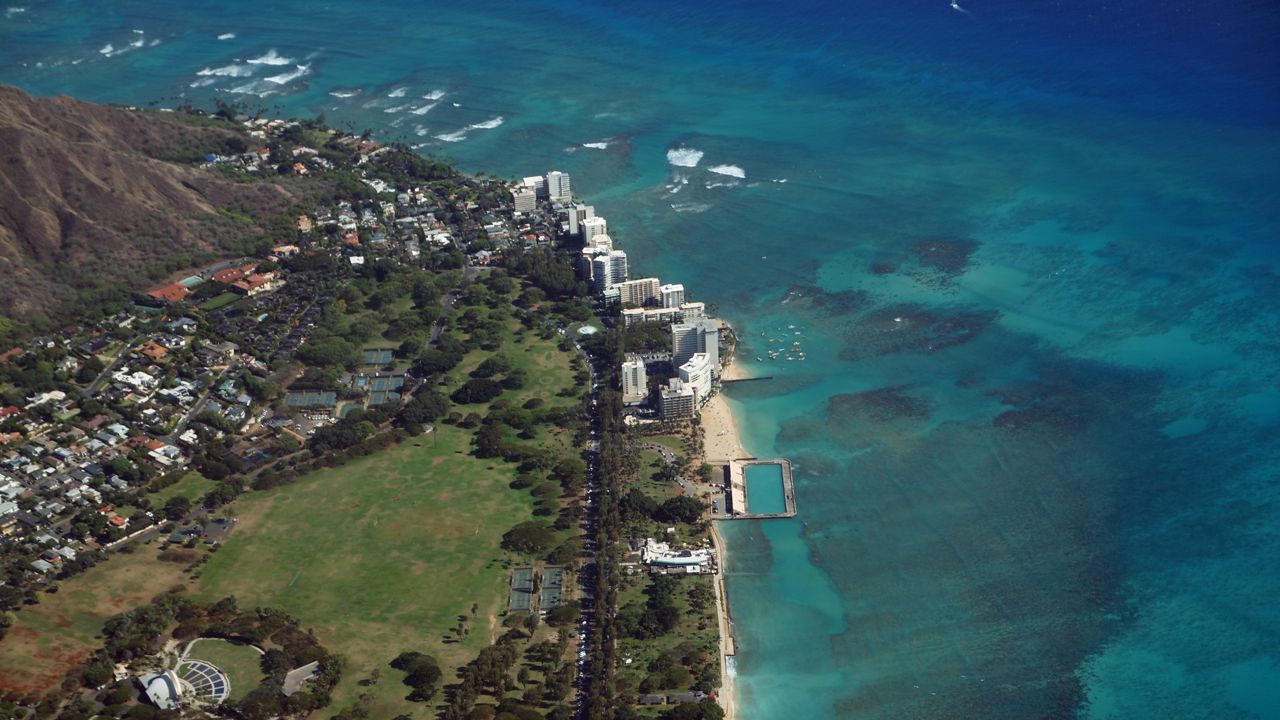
82,340,138,397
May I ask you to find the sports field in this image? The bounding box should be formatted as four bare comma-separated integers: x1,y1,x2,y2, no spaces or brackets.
192,424,538,718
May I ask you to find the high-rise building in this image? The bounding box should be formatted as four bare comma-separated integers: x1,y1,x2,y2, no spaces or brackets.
615,278,660,307
546,170,571,201
659,378,696,421
523,176,547,199
591,249,629,294
678,353,714,406
660,283,686,308
512,186,536,213
622,354,648,403
581,216,608,245
568,203,595,235
671,318,719,372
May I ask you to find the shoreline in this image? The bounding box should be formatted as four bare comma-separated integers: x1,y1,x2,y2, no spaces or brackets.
705,334,750,720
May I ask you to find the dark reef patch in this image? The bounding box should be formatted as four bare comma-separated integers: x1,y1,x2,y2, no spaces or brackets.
839,304,998,360
911,236,981,276
828,386,933,423
786,283,871,316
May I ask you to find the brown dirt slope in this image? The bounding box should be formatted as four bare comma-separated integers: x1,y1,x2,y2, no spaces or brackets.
0,85,303,318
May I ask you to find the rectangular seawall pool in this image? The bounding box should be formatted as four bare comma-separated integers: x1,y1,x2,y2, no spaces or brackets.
744,463,787,515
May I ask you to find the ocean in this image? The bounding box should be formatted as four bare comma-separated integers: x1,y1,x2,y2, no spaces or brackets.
4,1,1279,717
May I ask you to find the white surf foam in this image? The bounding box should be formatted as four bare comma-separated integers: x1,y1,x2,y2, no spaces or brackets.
582,141,610,150
470,116,504,130
435,129,468,143
384,104,408,113
410,101,439,115
198,62,255,77
329,88,361,98
708,164,746,179
423,89,446,101
387,86,407,98
131,29,144,34
247,49,292,65
414,125,431,136
452,102,461,107
670,202,712,214
189,77,217,88
99,43,114,55
666,147,704,167
217,32,236,40
265,64,309,85
5,7,28,18
228,80,275,97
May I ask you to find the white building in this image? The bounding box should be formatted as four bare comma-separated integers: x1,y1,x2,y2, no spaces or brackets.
591,249,629,295
522,175,547,198
659,378,696,421
581,216,608,245
512,185,536,213
671,318,720,372
546,170,571,201
620,301,706,327
678,352,714,407
622,354,648,403
660,283,686,308
568,203,595,235
615,277,660,307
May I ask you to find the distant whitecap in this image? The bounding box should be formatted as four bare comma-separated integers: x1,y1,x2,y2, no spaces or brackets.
666,147,704,167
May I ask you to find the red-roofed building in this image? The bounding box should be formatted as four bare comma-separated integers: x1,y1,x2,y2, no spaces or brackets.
212,267,247,285
147,283,191,304
231,272,283,297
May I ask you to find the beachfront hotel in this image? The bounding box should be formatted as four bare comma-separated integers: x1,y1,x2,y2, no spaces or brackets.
671,318,720,373
659,377,696,421
678,352,714,404
546,170,571,201
660,283,685,308
568,202,595,235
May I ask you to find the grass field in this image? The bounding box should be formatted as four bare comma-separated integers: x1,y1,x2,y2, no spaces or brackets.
200,292,241,311
192,424,539,718
148,471,216,507
0,542,191,694
183,638,265,702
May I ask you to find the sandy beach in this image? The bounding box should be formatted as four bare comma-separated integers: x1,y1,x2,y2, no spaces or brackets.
707,336,748,719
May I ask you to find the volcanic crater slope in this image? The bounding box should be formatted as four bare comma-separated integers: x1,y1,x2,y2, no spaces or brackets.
0,85,304,318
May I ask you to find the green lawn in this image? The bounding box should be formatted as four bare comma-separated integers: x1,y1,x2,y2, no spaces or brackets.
200,292,241,311
148,472,216,506
192,425,539,718
183,638,266,702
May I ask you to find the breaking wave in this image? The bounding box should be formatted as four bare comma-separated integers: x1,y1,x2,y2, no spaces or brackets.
247,49,292,65
387,86,407,97
666,147,704,167
708,164,746,179
265,63,309,84
197,63,255,77
217,32,236,40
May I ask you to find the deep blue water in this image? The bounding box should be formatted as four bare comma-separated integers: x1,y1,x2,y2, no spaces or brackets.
4,2,1279,717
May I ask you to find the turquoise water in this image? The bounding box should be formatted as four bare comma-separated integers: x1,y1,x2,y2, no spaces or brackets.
4,2,1279,717
743,463,786,515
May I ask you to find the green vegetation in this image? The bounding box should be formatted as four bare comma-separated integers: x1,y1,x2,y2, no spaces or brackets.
147,471,217,507
183,638,266,702
200,291,241,311
192,425,540,718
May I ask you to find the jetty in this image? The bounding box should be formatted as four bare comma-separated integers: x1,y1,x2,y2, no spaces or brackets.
712,457,797,520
